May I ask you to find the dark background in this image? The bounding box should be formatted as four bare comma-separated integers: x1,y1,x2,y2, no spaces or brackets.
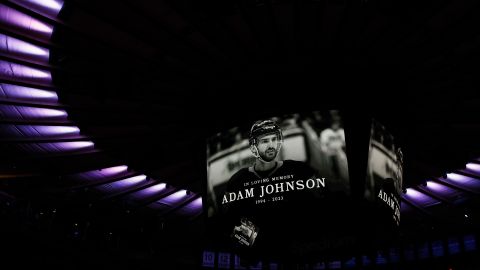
2,0,480,268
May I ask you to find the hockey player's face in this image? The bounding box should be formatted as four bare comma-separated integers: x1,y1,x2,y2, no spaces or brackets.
257,134,280,162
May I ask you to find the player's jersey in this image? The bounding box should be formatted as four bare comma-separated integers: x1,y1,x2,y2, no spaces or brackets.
220,160,327,251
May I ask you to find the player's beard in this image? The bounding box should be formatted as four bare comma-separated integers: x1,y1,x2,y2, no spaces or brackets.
259,147,277,162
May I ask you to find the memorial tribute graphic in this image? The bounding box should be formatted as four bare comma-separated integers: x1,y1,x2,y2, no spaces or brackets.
206,111,350,253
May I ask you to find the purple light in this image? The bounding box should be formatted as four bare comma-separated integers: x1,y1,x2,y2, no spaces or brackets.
404,188,421,197
136,183,167,196
404,188,440,207
115,175,146,185
175,197,203,216
191,197,202,208
444,173,480,191
10,0,64,17
21,107,66,118
425,181,465,201
0,4,53,39
0,34,49,63
425,181,450,193
159,196,202,217
447,173,472,184
70,165,129,182
96,175,146,192
400,201,413,213
0,83,58,102
466,163,480,173
126,183,170,202
0,125,79,137
100,165,128,175
52,141,94,150
35,125,79,135
17,140,94,153
0,60,52,83
158,190,188,206
0,105,67,119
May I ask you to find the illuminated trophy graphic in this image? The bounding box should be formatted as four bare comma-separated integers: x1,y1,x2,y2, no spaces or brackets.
232,217,259,247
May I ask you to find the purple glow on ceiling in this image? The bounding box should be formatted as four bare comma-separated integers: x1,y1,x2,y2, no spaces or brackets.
425,181,448,193
96,175,146,193
17,141,94,153
400,201,413,213
447,173,470,182
442,173,480,191
0,4,53,39
466,163,480,174
33,125,79,135
70,165,129,182
425,181,462,199
404,188,440,207
0,105,67,120
184,197,202,211
191,196,202,207
126,183,170,202
444,173,480,191
0,34,49,63
157,190,189,206
0,60,52,83
49,141,94,151
10,0,64,17
100,165,128,175
176,197,203,216
0,83,58,102
135,183,167,196
0,124,79,138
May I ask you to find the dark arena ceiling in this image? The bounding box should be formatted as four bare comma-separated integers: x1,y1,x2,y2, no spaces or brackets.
1,0,480,269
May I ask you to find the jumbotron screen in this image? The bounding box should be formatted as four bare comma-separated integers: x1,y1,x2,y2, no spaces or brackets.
205,110,351,260
365,120,403,227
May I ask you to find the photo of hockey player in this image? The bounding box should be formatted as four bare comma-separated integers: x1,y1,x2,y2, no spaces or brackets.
221,119,318,248
206,111,351,251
